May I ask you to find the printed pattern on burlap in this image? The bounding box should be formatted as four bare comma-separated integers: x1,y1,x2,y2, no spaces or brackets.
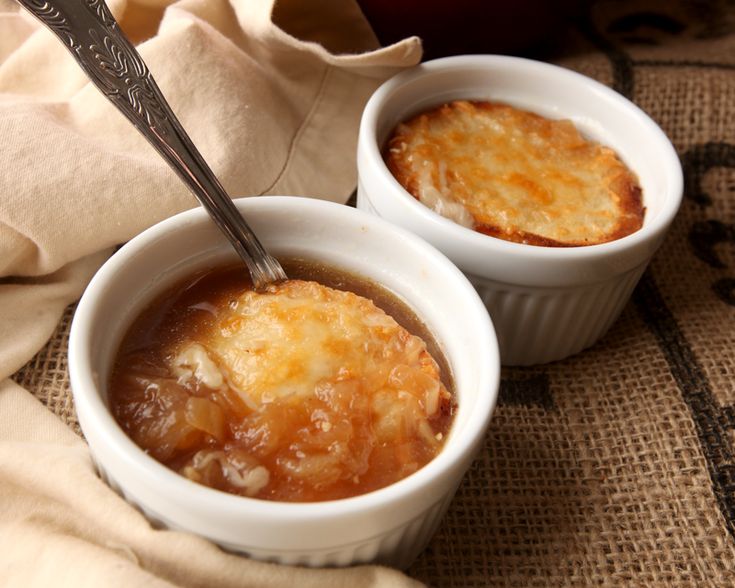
11,0,735,585
415,2,735,585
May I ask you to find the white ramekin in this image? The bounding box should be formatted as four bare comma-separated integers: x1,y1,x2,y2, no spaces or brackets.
68,196,499,568
356,55,683,365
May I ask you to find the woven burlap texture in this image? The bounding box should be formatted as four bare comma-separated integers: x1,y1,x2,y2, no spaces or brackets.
13,1,735,586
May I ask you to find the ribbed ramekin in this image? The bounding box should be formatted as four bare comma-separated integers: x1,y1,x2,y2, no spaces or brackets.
357,55,683,365
68,196,499,568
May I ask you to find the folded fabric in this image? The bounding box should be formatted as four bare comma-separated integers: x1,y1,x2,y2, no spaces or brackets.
0,0,422,584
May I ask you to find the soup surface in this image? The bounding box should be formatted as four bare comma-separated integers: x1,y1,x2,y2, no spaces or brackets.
385,100,645,246
109,259,454,502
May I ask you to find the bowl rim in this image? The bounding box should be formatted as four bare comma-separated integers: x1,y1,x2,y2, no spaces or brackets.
358,54,684,269
68,196,500,525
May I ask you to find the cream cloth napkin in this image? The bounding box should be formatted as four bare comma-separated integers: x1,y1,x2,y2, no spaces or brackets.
0,0,423,585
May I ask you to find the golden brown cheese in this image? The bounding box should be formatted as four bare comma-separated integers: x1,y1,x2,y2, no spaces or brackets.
385,100,645,246
110,271,453,502
175,280,444,409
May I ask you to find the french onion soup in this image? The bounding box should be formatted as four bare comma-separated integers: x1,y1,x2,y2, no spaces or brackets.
108,258,454,502
385,100,645,246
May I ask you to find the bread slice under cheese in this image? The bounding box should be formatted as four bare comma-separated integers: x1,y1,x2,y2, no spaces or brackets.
163,279,451,500
385,100,645,246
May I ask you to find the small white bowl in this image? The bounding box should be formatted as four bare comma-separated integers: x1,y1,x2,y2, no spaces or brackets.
68,196,499,568
357,55,683,365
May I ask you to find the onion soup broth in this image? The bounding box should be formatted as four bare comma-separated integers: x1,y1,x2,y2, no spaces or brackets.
108,259,455,502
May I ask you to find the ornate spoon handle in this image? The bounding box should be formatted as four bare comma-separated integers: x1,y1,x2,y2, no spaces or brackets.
17,0,287,289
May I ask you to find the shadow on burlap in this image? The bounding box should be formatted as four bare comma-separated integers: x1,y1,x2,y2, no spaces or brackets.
12,0,735,585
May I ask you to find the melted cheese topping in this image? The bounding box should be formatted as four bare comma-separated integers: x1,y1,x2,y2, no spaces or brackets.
178,280,442,407
385,100,645,246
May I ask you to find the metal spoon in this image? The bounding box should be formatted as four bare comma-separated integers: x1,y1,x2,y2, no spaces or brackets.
17,0,287,290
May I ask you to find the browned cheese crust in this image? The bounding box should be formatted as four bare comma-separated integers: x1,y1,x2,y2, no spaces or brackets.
385,100,645,247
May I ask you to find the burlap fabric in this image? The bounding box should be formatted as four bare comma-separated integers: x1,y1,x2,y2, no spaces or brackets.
12,0,735,585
